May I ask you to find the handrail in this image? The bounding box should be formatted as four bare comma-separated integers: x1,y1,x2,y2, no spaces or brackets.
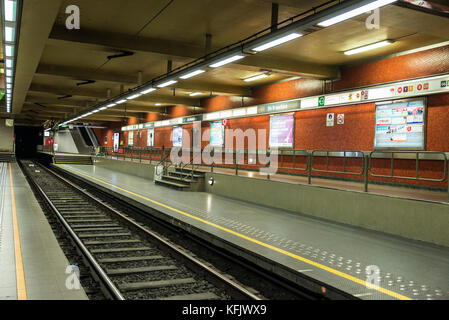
369,151,448,182
311,150,365,175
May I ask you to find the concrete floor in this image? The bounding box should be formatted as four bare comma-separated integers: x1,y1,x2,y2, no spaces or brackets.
0,162,88,300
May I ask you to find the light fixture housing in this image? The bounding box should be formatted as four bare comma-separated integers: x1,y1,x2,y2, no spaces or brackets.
157,80,178,88
317,0,397,27
180,69,205,79
210,55,244,68
252,33,302,52
189,92,202,97
243,73,270,82
344,40,394,55
141,87,156,94
117,99,127,104
127,93,142,100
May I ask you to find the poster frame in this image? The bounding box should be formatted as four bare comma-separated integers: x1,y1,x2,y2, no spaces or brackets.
172,125,183,147
268,112,295,149
210,120,225,147
373,97,427,151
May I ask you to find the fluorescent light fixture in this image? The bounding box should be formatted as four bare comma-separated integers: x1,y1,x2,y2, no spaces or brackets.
5,59,12,68
318,0,397,27
107,103,116,107
189,92,202,96
344,40,394,55
91,110,99,113
157,80,178,88
155,103,162,106
243,73,269,82
5,45,14,57
6,69,12,76
127,93,142,100
4,26,14,42
210,55,244,68
117,99,127,104
180,69,205,79
141,88,156,94
252,33,303,52
4,0,16,22
99,106,107,110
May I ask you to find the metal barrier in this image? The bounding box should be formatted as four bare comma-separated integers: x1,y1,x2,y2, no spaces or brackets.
95,146,449,201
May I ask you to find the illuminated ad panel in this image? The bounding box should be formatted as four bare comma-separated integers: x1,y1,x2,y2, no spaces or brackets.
128,131,134,146
269,113,294,148
374,99,426,150
172,126,183,147
210,121,225,147
113,132,120,152
147,128,154,147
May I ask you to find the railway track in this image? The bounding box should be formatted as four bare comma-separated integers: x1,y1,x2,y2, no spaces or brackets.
20,160,261,300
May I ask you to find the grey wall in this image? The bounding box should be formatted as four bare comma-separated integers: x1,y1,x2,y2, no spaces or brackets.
0,123,14,152
93,157,155,180
205,172,449,248
54,129,79,154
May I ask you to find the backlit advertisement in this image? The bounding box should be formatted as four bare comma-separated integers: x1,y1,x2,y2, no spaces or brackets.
210,121,224,147
113,132,120,153
147,128,154,147
128,131,134,146
269,113,294,148
172,126,183,147
374,99,426,149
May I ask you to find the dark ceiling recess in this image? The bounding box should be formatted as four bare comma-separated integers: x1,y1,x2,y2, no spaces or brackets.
76,80,96,86
107,51,134,60
57,95,73,100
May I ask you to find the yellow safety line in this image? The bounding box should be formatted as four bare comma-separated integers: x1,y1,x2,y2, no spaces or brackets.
9,163,27,300
63,165,412,300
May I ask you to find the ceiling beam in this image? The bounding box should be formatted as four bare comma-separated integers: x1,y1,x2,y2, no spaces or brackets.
48,26,339,79
28,83,200,106
35,64,251,96
12,0,64,114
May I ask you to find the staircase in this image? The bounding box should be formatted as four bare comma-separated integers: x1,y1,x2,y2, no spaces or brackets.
155,167,205,191
54,155,93,165
0,153,15,162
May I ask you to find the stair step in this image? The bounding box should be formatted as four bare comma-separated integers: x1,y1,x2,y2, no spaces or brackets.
155,179,189,190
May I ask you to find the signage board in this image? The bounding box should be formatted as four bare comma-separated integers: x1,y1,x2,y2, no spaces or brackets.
269,113,294,148
147,128,154,147
210,121,225,147
326,113,335,127
374,98,426,150
113,132,120,152
172,126,183,147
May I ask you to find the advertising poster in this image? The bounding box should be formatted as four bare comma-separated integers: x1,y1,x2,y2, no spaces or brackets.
269,114,294,148
193,121,201,150
172,126,183,147
113,132,120,152
147,128,155,147
128,131,134,146
374,99,425,149
210,121,225,147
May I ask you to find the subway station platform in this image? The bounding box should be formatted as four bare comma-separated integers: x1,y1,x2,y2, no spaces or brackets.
54,163,449,300
0,162,88,300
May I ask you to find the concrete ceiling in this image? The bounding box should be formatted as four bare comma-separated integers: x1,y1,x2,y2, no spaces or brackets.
2,0,449,126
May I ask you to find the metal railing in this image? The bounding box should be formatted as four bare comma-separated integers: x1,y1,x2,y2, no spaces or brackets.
95,146,449,201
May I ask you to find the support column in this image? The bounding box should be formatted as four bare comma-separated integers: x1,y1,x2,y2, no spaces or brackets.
271,3,279,32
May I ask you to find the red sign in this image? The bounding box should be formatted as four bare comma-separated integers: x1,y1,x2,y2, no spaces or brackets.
222,119,228,127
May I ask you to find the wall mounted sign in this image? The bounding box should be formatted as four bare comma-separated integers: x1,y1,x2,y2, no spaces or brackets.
326,113,335,127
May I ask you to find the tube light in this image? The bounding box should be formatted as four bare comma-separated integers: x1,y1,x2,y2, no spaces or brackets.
317,0,397,27
344,40,394,55
157,80,178,88
210,55,244,68
127,93,142,100
141,88,156,94
4,26,14,42
252,33,303,52
99,106,107,110
107,103,116,107
5,59,12,68
155,103,162,106
180,69,205,79
243,73,269,82
5,45,14,57
189,92,202,96
117,99,127,104
4,0,16,22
